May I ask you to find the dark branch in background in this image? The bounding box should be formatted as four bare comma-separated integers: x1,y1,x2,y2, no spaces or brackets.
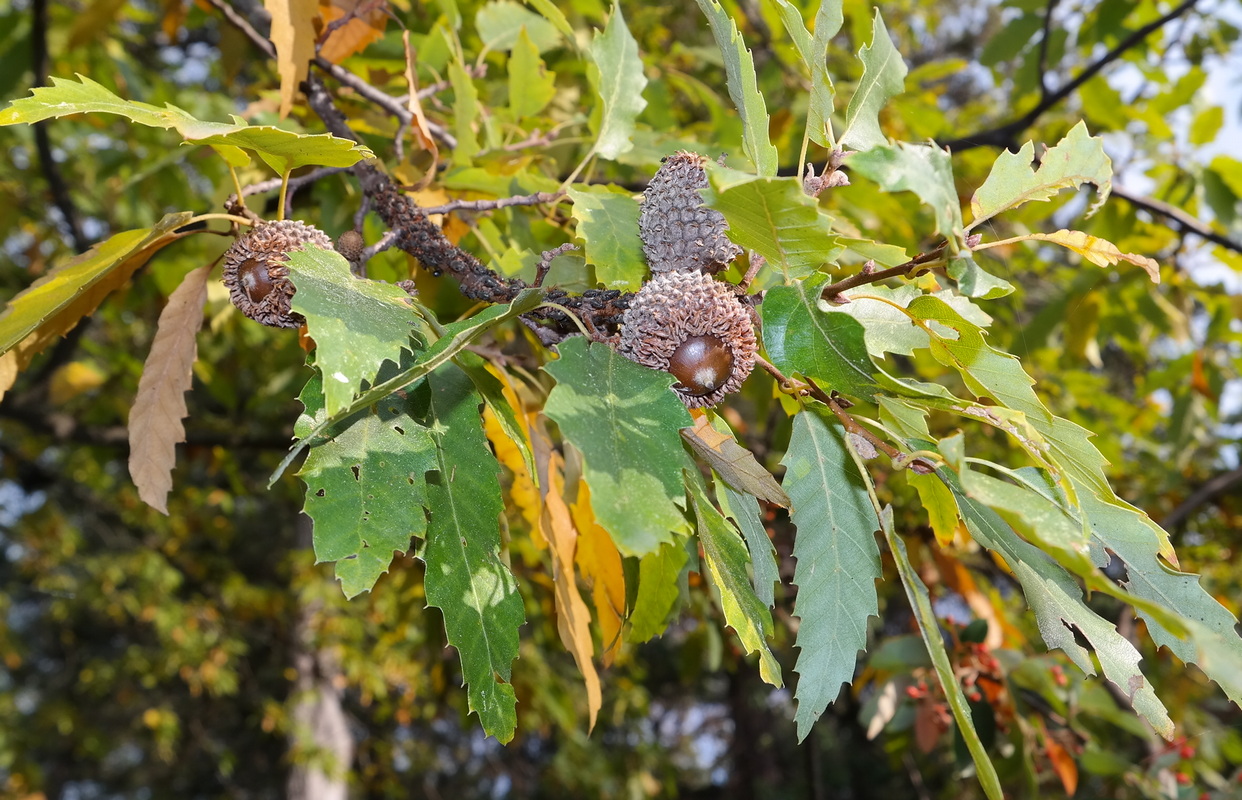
1161,466,1242,531
31,0,87,253
1112,185,1242,255
939,0,1200,152
1035,0,1062,102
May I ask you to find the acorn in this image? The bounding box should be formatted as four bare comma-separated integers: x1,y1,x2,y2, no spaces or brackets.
335,229,365,267
617,270,756,408
639,151,742,275
221,220,333,328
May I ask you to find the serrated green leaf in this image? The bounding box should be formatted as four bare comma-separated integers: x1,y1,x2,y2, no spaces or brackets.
285,245,423,418
940,468,1175,739
702,167,842,280
771,0,844,147
544,338,692,556
628,541,688,642
0,74,372,170
476,1,561,52
827,283,992,358
687,475,781,686
760,274,878,401
883,512,1004,800
694,0,779,175
272,289,545,485
969,121,1112,229
839,10,907,151
947,253,1015,299
907,471,959,546
780,409,881,741
297,373,436,598
509,27,558,118
588,3,647,160
718,483,779,609
848,142,963,247
422,365,524,742
567,185,645,290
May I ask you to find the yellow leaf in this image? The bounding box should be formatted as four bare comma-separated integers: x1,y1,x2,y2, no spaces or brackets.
49,361,106,405
128,265,211,514
1023,229,1160,282
265,0,319,117
482,407,541,533
317,0,388,63
572,481,626,667
401,29,440,187
540,453,602,731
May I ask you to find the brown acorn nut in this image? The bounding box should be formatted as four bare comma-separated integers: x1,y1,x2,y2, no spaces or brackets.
221,220,334,328
617,271,756,409
639,150,742,276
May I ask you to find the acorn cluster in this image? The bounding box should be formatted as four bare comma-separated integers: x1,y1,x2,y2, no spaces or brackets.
616,152,756,409
221,220,334,328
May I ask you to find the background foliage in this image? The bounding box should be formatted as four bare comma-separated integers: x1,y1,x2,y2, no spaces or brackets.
0,0,1240,798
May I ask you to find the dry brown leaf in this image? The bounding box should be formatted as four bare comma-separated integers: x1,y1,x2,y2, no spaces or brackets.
540,453,602,730
265,0,319,117
1023,229,1160,282
681,414,790,507
402,29,440,188
317,0,388,63
128,264,211,514
572,481,626,667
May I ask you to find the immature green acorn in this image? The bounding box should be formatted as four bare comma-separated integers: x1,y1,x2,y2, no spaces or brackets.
617,270,756,408
639,151,742,275
221,220,333,328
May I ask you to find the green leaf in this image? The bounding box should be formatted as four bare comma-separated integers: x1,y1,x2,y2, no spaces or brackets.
687,475,781,686
694,0,779,175
422,365,524,742
780,409,881,741
455,351,537,487
587,3,648,160
0,212,193,358
883,512,1004,800
839,10,907,151
940,468,1175,739
969,121,1112,230
628,541,689,642
702,167,842,280
0,74,372,170
848,142,963,247
567,185,645,290
947,253,1015,300
544,338,693,556
476,1,561,52
449,55,481,162
508,27,558,118
296,373,436,599
285,245,423,418
772,0,844,147
522,0,575,41
718,483,779,609
760,274,878,401
272,289,545,484
826,283,992,358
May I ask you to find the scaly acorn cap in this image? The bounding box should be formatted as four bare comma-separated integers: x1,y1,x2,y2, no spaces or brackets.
617,270,756,409
221,220,333,328
639,151,742,276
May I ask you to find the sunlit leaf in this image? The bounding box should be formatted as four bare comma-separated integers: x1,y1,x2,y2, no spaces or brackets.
476,0,562,52
992,229,1159,281
694,0,779,175
718,482,779,609
509,27,558,118
568,185,645,290
264,0,318,117
839,10,907,151
680,414,788,507
587,3,647,160
544,338,692,556
628,540,688,642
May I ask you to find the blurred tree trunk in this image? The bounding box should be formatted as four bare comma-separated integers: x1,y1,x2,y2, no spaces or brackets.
287,519,353,800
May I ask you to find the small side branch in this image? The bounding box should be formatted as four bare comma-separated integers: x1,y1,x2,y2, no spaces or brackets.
1113,185,1242,256
820,245,948,303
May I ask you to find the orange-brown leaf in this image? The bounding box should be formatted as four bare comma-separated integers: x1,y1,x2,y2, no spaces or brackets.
1038,718,1079,796
572,481,626,667
680,414,789,507
401,29,440,187
265,0,318,117
541,453,602,731
127,265,210,514
317,0,388,63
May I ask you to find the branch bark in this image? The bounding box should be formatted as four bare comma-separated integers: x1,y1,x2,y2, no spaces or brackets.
1112,185,1242,256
